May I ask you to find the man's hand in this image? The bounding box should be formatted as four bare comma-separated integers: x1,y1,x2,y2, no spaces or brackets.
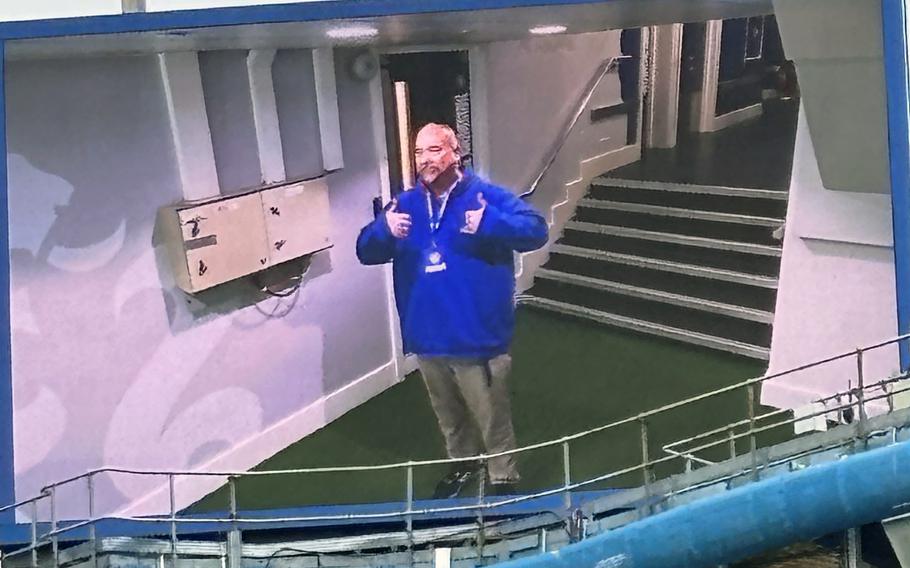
461,193,487,234
386,198,411,239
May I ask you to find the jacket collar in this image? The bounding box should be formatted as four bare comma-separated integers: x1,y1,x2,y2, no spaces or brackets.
416,168,476,199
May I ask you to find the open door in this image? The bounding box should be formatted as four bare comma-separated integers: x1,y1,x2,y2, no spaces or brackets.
379,50,473,195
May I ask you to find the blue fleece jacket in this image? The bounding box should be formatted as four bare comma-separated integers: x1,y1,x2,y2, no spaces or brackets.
356,171,548,358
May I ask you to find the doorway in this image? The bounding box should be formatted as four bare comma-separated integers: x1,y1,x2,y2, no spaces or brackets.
379,50,473,194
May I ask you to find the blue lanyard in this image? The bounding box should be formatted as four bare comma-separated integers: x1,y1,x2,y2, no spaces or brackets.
425,173,462,234
426,190,451,234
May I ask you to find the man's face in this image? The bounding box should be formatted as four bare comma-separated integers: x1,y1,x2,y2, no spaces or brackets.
414,128,458,185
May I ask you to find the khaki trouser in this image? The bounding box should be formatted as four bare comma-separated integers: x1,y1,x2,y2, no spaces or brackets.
418,354,520,483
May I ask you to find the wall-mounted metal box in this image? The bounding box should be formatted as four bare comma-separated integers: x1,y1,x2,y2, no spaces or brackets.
261,178,332,266
160,177,332,293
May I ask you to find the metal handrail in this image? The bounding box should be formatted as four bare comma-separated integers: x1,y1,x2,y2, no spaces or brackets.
37,333,907,495
4,333,910,566
519,55,630,199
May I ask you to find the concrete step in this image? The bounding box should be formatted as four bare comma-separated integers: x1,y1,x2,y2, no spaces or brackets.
545,245,778,312
520,296,770,360
590,178,788,218
564,222,782,257
535,269,774,323
578,199,783,226
574,201,782,246
529,273,772,347
550,244,778,288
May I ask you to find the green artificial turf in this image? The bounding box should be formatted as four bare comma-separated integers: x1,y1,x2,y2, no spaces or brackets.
191,307,780,512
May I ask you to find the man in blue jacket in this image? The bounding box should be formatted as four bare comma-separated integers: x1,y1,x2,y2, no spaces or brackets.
356,123,548,498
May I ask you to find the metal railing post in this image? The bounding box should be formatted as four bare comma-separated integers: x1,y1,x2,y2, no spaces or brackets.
747,384,758,480
728,427,736,460
30,500,38,568
227,477,242,568
88,473,98,568
856,348,868,442
168,474,178,568
562,442,572,512
562,441,575,538
405,465,414,566
50,486,59,568
639,417,653,516
476,458,486,553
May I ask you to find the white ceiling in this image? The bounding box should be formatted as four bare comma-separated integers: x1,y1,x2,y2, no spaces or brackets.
6,0,772,60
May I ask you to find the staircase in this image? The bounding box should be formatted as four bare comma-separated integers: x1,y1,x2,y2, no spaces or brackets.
523,177,789,360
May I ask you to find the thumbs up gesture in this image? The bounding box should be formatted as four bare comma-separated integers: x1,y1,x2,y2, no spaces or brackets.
385,198,412,239
461,192,487,234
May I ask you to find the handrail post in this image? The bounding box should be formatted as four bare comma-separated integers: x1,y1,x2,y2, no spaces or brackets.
728,427,737,460
747,383,758,480
562,441,573,537
856,348,868,444
227,476,242,568
168,474,178,568
30,499,38,568
562,442,572,512
50,486,59,568
639,417,653,517
476,458,486,554
405,465,414,567
88,473,98,568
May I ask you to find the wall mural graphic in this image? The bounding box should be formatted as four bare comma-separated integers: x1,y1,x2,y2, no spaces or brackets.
8,147,326,518
9,153,73,481
5,51,395,520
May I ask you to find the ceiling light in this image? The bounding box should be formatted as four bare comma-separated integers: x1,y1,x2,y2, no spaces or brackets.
529,25,567,35
327,26,379,40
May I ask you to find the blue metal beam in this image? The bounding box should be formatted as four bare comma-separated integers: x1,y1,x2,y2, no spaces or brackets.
883,0,910,371
496,440,910,568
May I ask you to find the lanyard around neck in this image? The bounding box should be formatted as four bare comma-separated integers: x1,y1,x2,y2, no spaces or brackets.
426,190,451,234
425,173,461,234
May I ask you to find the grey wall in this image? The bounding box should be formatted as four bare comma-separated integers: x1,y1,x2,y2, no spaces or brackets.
480,30,627,208
199,50,262,192
273,50,324,180
6,48,392,516
773,0,890,193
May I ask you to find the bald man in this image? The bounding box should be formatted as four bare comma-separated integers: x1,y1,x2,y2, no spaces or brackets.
357,123,548,498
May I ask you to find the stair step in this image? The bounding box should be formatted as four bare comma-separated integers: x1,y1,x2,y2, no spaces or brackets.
589,178,788,218
550,244,778,289
574,205,780,246
577,199,783,227
536,269,773,323
529,276,771,346
565,222,782,257
560,226,780,276
592,178,788,200
520,297,770,360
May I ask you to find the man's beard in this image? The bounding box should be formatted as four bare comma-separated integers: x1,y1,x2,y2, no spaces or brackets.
420,162,457,185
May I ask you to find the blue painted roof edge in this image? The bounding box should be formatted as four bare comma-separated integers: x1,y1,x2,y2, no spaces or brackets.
0,0,614,41
0,490,622,546
0,41,12,525
883,0,910,370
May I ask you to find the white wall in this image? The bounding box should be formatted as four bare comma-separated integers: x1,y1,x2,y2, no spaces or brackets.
0,0,332,21
476,30,635,290
0,1,120,22
762,105,900,409
773,0,890,193
480,30,627,197
6,49,395,518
